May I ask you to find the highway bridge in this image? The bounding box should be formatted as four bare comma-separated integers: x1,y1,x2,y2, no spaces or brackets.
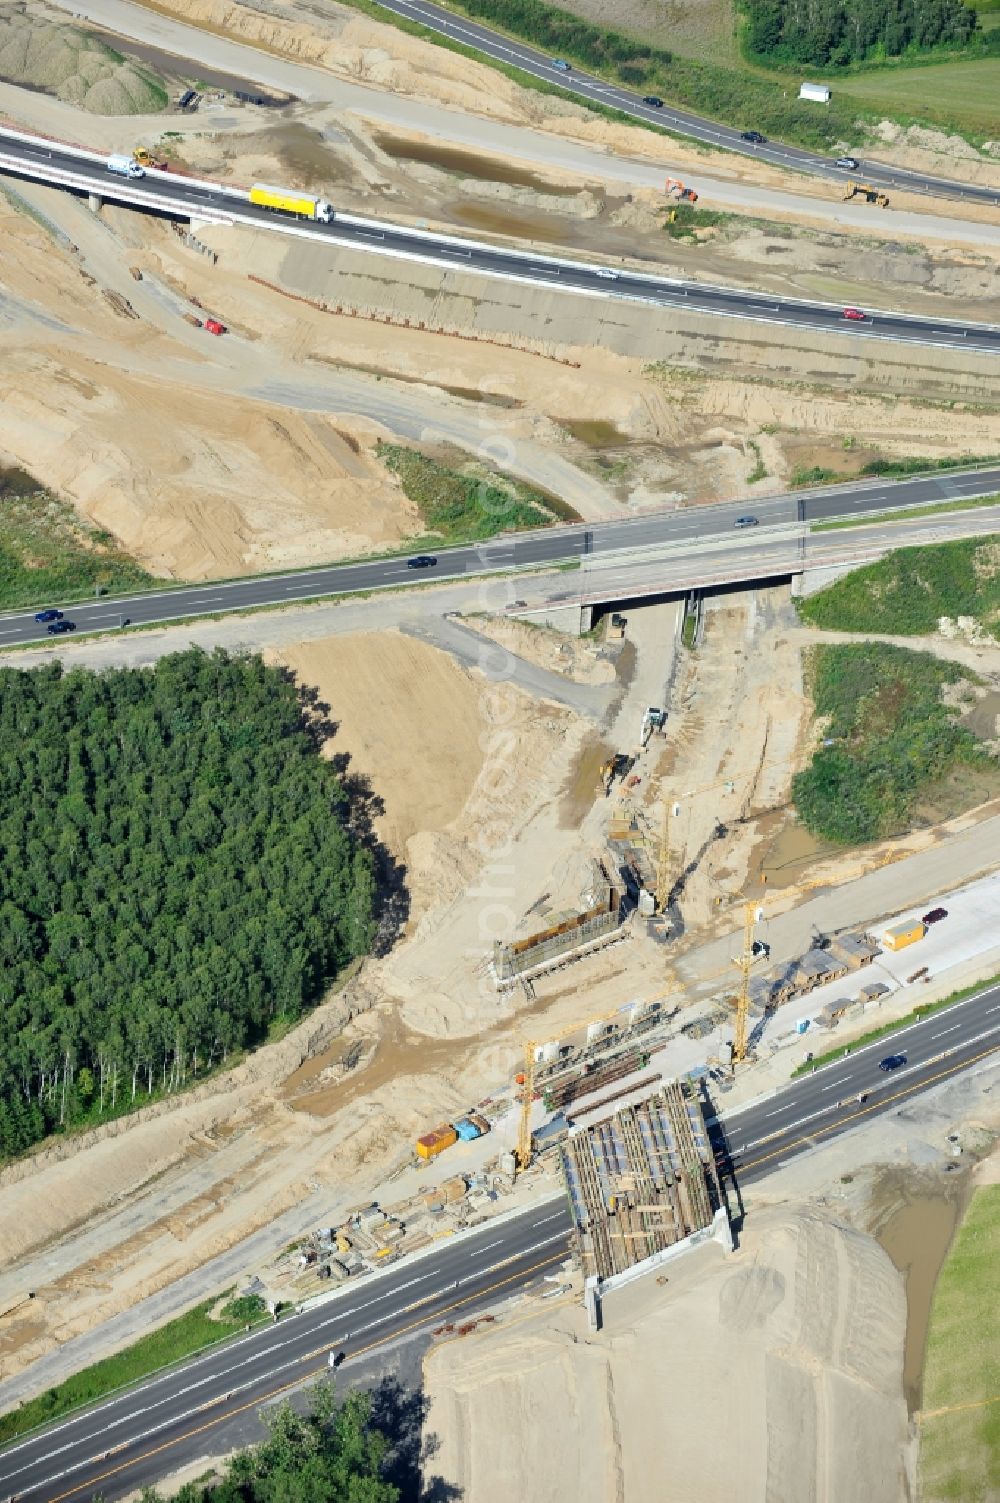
0,979,996,1502
2,129,1000,357
1,465,998,647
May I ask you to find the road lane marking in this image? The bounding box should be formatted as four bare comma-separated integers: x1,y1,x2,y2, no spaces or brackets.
738,1041,1000,1177
37,1250,568,1503
931,1024,963,1038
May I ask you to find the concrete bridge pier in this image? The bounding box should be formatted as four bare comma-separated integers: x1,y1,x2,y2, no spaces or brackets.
87,192,102,212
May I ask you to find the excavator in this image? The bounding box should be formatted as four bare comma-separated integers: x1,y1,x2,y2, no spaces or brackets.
843,179,889,207
664,176,698,203
133,147,168,171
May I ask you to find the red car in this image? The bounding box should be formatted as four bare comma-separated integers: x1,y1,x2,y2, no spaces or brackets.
843,307,866,321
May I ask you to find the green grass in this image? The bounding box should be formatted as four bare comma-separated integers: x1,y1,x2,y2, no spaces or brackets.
790,968,1000,1076
791,641,995,843
0,1294,269,1447
746,439,768,484
798,534,1000,637
377,443,579,542
682,611,698,648
0,474,153,610
341,0,1000,151
813,493,1000,530
835,55,1000,134
920,1183,1000,1501
795,457,1000,491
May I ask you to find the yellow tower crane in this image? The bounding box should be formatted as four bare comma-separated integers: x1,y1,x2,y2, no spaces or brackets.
515,991,676,1173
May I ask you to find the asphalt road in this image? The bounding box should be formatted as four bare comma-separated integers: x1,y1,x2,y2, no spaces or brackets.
3,134,1000,358
1,466,998,648
0,982,996,1502
349,0,1000,211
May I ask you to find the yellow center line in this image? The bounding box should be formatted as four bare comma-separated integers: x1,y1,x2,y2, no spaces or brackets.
736,1042,1000,1177
45,1251,566,1503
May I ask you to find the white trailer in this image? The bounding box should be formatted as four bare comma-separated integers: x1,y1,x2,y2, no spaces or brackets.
106,154,145,179
799,82,831,103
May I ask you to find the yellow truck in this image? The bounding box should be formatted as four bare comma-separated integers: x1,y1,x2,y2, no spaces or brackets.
882,919,926,952
249,183,333,223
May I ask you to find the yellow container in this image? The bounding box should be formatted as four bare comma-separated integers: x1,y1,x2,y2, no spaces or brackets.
882,920,925,952
416,1124,458,1160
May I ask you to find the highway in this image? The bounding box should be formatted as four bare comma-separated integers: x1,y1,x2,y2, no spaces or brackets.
358,0,1000,209
0,981,996,1502
1,466,998,647
3,132,1000,357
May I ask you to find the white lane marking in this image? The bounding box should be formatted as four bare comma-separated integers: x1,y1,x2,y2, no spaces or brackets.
477,1240,503,1251
0,1231,569,1486
931,1023,963,1038
821,1078,853,1091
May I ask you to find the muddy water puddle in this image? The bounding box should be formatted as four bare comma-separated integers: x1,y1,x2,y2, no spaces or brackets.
374,132,580,194
747,813,838,889
251,124,350,185
559,735,616,829
869,1167,970,1413
562,419,630,449
445,200,579,246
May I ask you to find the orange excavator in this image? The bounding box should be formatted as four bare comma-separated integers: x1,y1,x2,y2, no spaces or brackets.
665,177,698,203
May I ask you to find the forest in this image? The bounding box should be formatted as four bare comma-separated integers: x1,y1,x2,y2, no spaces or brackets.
0,650,378,1162
744,0,982,66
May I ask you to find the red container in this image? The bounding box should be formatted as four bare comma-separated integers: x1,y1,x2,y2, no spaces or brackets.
204,319,226,336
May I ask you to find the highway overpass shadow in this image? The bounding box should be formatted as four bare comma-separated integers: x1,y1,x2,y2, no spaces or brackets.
369,1374,462,1502
700,1082,746,1246
277,668,410,955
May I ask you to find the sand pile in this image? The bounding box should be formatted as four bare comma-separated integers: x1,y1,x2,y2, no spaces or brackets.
424,1208,909,1503
0,8,166,114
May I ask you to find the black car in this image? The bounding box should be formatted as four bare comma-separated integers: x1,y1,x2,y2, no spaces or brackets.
741,130,766,144
879,1053,907,1072
643,95,664,108
406,555,438,569
922,907,948,925
47,619,76,635
734,515,759,528
34,608,63,623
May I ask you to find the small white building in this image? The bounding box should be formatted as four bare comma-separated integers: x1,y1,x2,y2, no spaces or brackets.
799,81,831,103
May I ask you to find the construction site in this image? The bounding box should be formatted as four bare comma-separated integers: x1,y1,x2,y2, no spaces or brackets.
559,1079,723,1284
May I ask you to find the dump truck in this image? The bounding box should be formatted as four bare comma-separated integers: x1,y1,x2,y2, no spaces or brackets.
882,919,925,952
107,154,145,179
249,183,333,222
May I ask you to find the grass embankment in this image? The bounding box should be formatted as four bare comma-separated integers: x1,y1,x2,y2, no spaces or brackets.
813,495,1000,532
0,470,153,610
790,970,1000,1076
792,643,997,843
348,0,998,147
798,534,1000,638
920,1181,1000,1501
377,443,580,541
791,455,1000,490
0,1295,267,1447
